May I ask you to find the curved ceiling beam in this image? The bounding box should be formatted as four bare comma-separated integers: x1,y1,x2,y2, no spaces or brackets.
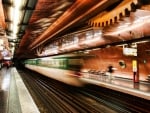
29,0,109,50
89,0,139,27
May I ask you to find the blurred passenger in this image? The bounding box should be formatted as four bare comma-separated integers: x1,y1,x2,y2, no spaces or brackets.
107,65,114,80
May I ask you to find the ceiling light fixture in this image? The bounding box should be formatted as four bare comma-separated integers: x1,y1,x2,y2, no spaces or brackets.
11,0,26,39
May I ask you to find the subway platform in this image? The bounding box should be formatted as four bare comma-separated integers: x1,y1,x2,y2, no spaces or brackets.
80,72,150,100
0,66,150,113
0,67,40,113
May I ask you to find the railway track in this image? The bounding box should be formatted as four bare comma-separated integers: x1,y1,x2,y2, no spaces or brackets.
79,85,150,113
18,69,150,113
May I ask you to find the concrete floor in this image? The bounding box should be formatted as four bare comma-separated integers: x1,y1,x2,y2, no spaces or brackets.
0,67,40,113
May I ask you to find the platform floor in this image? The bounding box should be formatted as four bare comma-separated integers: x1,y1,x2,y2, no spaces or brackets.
0,67,40,113
80,73,150,100
0,68,10,113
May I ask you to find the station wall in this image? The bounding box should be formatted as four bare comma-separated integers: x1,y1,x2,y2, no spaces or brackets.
82,42,150,81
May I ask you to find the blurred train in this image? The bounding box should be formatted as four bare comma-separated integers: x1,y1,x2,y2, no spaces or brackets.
23,54,86,86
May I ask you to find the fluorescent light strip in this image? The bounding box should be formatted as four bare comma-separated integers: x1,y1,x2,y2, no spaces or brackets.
9,0,27,39
14,0,26,8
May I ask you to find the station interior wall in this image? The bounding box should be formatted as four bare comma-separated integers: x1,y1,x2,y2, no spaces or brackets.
82,42,150,81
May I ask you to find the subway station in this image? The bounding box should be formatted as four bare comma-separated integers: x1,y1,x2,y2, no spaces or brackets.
0,0,150,113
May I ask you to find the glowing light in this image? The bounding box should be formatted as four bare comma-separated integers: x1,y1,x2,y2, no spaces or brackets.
60,44,80,51
9,0,26,39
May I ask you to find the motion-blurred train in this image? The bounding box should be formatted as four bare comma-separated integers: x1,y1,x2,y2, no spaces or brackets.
24,54,86,86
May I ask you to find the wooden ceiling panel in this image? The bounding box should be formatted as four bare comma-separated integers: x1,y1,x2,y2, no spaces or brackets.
28,0,108,49
16,0,123,58
29,0,74,23
16,0,76,58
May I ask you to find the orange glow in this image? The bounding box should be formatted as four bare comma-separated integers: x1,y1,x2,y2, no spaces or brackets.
0,0,5,28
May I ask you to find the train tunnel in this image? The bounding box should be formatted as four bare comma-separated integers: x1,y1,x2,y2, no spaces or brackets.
0,0,150,113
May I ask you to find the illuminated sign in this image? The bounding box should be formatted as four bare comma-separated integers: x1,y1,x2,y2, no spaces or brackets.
123,47,137,56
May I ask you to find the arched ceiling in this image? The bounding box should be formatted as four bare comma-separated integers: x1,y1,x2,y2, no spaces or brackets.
18,0,121,59
0,0,150,59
